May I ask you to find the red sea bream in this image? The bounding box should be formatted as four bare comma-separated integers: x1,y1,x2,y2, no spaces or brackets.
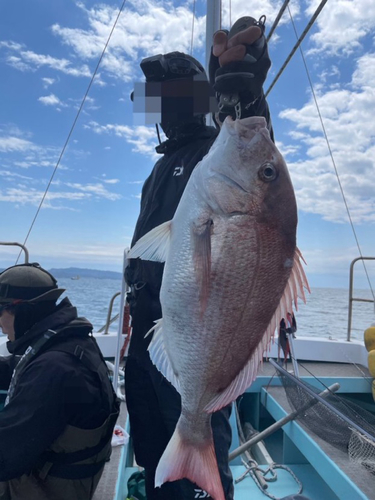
128,116,309,500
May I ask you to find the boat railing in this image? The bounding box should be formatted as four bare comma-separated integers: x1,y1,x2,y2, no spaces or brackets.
0,242,29,263
347,257,375,341
98,292,121,334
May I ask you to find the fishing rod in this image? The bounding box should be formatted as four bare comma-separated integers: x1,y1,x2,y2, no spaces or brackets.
265,0,328,97
229,380,340,462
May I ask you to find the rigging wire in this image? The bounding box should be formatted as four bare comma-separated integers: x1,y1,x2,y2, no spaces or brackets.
190,0,196,55
286,5,375,301
15,0,128,265
266,0,291,42
265,0,328,98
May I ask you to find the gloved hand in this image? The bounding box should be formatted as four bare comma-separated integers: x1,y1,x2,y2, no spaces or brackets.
212,23,262,68
209,16,271,121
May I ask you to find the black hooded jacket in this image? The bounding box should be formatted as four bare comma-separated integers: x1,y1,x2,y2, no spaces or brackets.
125,94,273,362
0,297,116,481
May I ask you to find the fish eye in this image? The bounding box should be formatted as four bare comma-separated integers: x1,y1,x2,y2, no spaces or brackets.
258,162,278,182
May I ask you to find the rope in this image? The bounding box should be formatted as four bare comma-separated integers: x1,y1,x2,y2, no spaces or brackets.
15,0,128,264
286,5,375,301
265,0,328,98
190,0,196,56
266,0,291,42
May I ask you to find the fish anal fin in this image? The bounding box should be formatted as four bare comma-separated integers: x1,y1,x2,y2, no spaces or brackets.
148,318,180,392
127,220,172,262
204,343,264,413
192,219,212,315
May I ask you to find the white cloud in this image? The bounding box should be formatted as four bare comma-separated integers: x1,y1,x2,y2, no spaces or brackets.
86,120,159,158
50,1,207,82
42,77,55,88
65,182,121,200
306,0,375,55
0,41,91,77
38,93,66,108
102,178,119,184
0,180,121,208
0,187,89,207
221,0,301,30
0,170,33,181
0,136,36,153
279,52,375,224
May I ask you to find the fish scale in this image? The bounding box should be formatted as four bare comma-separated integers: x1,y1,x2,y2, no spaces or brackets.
128,115,309,500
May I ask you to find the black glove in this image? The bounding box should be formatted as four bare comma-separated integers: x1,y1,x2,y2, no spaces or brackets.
209,16,271,121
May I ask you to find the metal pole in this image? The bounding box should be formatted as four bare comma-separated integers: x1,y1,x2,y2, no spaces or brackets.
0,242,29,263
347,257,375,341
205,0,221,127
113,249,129,393
265,0,328,97
229,382,340,462
205,0,221,72
286,333,299,377
100,292,121,334
269,358,375,442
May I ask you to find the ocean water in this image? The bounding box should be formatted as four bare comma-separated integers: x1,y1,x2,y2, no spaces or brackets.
1,277,374,341
57,278,375,342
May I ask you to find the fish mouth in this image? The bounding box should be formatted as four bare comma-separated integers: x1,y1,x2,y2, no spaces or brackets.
225,116,268,142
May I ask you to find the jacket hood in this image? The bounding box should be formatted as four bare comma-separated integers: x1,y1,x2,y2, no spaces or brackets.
7,297,93,355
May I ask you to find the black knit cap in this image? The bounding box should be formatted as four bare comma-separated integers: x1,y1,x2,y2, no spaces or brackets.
0,263,65,305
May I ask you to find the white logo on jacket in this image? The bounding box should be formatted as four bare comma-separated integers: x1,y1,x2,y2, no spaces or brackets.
194,489,211,498
173,165,184,176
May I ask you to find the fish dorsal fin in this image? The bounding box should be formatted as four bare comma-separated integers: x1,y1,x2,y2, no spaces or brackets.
148,318,180,392
192,219,212,314
204,247,309,413
127,220,172,262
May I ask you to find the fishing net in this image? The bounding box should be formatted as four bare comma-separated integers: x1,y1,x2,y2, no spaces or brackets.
349,430,375,474
274,363,375,474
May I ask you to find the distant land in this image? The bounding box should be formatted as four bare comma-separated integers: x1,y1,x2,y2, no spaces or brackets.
48,267,123,280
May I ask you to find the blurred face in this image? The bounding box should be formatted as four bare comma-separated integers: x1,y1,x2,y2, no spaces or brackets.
0,307,15,341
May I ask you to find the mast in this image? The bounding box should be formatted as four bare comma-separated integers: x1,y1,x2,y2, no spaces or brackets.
205,0,221,72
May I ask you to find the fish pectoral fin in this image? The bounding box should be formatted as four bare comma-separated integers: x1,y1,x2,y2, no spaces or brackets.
192,218,213,314
148,319,180,392
127,220,172,262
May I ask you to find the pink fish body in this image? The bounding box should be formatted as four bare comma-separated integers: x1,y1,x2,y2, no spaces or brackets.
128,116,309,500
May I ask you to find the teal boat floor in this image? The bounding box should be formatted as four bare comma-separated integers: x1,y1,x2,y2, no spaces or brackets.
122,464,338,500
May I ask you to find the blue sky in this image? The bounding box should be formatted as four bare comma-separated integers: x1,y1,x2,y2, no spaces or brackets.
0,0,374,290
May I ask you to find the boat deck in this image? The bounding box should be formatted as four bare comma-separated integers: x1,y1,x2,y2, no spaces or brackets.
93,401,128,500
94,360,374,500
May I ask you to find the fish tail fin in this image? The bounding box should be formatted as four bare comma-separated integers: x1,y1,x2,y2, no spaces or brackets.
155,422,225,500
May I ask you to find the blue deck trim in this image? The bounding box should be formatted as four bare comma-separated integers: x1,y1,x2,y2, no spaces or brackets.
248,375,372,394
261,387,368,500
114,418,131,500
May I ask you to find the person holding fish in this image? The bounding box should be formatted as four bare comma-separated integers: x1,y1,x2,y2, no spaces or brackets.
125,15,307,500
